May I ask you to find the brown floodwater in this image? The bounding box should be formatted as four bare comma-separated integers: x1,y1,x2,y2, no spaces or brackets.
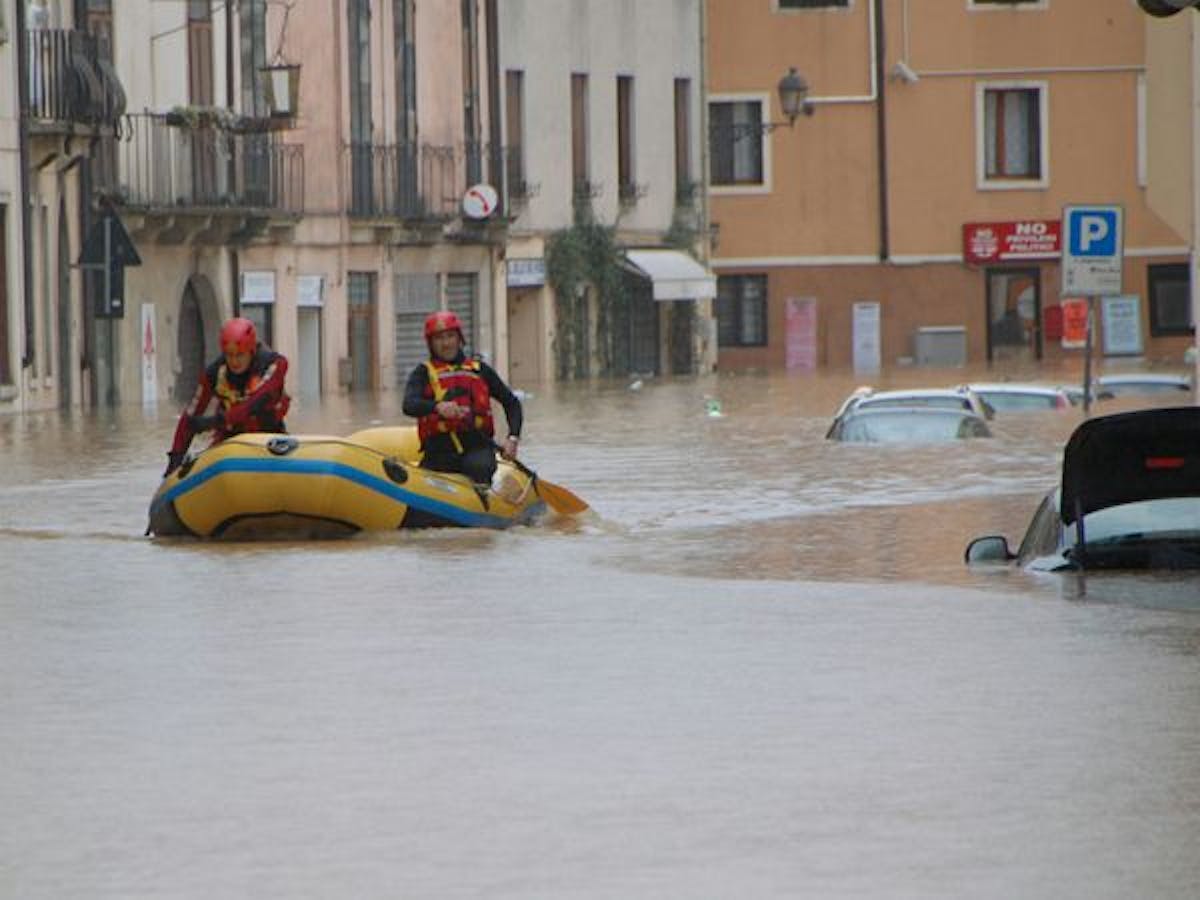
2,365,1198,899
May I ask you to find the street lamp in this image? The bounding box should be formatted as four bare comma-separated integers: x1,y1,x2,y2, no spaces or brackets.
260,60,300,119
712,66,815,144
776,67,815,124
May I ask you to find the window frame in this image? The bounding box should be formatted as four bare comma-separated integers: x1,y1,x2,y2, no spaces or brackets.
674,78,694,205
1147,263,1194,338
187,0,214,107
975,80,1049,191
617,74,637,204
571,72,591,200
505,69,527,200
716,274,769,348
708,92,773,195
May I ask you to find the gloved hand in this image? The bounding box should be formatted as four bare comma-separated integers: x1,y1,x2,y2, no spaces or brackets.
164,451,185,477
189,413,223,432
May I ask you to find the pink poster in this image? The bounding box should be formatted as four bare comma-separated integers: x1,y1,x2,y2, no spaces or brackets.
785,297,817,370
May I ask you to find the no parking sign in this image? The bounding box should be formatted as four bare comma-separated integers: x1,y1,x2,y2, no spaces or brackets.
1061,205,1124,296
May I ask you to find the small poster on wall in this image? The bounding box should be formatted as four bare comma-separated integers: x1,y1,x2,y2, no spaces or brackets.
785,297,817,371
852,301,881,373
1060,298,1089,350
141,303,157,408
1101,295,1143,356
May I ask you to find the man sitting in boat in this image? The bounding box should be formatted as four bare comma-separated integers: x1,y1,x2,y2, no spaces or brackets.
163,317,290,476
402,310,522,490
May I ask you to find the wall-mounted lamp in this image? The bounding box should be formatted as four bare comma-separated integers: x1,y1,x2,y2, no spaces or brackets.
260,61,301,118
776,67,815,123
710,66,815,145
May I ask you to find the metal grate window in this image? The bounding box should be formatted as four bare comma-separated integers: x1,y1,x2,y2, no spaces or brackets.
446,273,478,351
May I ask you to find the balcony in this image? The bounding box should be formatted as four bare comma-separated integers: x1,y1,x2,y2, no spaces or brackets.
22,28,125,133
345,141,462,223
108,113,304,244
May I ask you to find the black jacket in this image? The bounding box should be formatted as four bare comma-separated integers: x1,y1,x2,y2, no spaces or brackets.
402,353,523,445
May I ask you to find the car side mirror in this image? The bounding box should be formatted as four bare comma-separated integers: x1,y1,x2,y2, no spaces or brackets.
964,535,1015,565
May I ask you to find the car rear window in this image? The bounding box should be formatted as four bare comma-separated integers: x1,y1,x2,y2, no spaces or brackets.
980,392,1059,411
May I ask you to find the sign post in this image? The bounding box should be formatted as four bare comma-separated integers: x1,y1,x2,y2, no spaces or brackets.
1062,205,1124,415
78,208,142,405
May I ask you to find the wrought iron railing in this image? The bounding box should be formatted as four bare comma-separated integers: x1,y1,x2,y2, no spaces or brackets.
346,141,530,221
22,28,124,128
345,142,460,220
114,113,305,213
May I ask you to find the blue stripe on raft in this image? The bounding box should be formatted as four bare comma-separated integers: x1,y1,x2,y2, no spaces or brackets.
162,457,527,529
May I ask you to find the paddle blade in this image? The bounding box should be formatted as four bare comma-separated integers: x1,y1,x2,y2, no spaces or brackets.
534,478,589,516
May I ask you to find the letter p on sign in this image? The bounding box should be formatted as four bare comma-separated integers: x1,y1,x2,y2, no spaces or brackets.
1070,211,1117,256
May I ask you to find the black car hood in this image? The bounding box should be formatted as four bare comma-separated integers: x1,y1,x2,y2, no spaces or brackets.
1061,406,1200,525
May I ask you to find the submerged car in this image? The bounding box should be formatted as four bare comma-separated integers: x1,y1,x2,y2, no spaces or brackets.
961,382,1074,412
828,406,992,443
827,386,993,437
1095,372,1192,397
965,407,1200,571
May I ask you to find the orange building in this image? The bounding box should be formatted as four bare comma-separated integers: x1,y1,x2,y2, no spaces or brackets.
707,0,1193,373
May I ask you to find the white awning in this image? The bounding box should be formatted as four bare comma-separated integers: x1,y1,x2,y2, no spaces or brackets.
623,249,717,302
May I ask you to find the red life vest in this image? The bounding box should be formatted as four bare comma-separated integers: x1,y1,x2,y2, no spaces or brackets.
212,351,289,435
418,358,495,445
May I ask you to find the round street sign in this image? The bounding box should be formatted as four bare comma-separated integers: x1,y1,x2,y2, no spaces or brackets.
462,184,499,219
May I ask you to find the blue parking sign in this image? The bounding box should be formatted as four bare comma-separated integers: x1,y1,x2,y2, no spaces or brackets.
1067,209,1119,256
1062,205,1124,296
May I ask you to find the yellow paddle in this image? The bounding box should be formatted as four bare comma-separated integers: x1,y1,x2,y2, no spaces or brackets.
496,444,589,515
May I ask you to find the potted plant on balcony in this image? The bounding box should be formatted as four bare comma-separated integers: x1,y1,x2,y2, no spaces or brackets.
164,105,240,130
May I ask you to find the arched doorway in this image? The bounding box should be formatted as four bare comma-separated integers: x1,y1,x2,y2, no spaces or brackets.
175,275,218,404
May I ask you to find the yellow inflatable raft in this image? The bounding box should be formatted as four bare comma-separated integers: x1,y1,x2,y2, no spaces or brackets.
147,426,549,538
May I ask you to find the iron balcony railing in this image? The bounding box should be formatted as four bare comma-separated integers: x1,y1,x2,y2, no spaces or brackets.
115,113,305,214
22,28,125,128
346,141,524,221
345,141,460,220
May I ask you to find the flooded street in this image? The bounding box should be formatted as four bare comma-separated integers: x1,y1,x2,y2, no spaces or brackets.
3,367,1199,899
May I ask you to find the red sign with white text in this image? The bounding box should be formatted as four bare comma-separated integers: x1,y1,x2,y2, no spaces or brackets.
963,220,1061,264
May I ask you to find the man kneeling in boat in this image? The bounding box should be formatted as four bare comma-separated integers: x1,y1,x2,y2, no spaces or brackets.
403,310,522,494
163,317,290,476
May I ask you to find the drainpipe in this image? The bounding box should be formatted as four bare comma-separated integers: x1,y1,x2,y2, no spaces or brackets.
15,0,35,372
874,0,890,262
699,0,714,374
486,0,502,200
1193,13,1200,402
484,0,507,374
227,0,240,318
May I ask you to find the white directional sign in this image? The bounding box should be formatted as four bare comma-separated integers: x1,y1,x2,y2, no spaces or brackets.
1061,205,1124,296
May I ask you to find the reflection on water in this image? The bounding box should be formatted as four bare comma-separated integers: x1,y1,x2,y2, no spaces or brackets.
3,365,1200,899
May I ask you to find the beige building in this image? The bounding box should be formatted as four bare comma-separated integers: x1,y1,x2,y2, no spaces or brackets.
1,0,125,413
708,0,1194,374
104,0,502,411
496,0,715,384
1142,3,1200,386
4,0,716,415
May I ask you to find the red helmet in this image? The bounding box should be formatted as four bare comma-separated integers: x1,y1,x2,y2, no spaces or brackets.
220,317,257,356
424,310,463,342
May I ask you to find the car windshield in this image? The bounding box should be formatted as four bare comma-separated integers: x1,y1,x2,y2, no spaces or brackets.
839,411,988,442
858,396,968,412
976,392,1060,411
1068,498,1200,545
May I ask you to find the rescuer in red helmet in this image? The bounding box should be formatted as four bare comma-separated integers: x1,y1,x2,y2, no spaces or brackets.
163,316,290,476
402,309,522,489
